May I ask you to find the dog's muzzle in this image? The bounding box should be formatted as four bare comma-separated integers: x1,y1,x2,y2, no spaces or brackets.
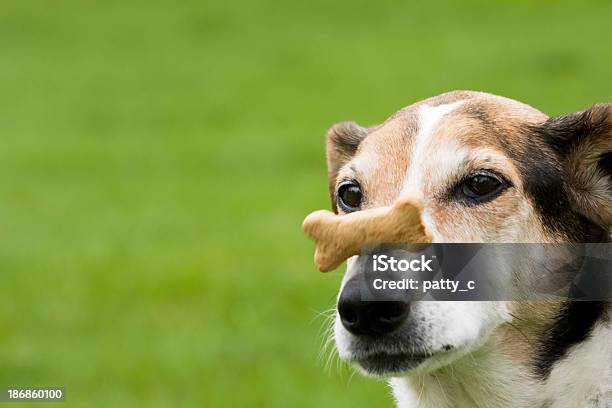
338,275,411,335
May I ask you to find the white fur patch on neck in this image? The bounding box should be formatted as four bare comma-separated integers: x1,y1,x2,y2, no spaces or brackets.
543,322,612,408
402,101,464,197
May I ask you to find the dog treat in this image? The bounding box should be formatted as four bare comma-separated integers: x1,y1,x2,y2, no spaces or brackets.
302,196,432,272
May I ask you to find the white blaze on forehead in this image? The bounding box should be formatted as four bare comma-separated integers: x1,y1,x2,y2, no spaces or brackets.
402,101,465,197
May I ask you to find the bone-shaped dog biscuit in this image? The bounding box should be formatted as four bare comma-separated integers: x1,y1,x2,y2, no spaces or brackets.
302,197,432,272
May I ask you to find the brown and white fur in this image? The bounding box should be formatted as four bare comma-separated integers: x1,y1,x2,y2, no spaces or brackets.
323,91,611,408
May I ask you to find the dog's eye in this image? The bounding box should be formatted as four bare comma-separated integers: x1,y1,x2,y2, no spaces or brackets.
337,181,362,212
460,172,506,202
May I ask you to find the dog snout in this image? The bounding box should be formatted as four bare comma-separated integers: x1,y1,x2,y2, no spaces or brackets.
338,278,410,336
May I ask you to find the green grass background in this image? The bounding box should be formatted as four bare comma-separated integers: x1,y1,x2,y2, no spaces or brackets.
0,0,610,406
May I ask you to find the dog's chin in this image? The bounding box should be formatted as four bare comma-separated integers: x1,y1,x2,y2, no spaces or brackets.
354,352,430,377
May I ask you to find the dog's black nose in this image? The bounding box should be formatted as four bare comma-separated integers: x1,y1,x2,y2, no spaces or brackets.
338,278,410,336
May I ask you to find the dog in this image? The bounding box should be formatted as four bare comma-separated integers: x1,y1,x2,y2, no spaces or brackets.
320,91,611,407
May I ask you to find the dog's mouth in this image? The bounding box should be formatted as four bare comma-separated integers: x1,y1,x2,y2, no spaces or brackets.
354,352,432,376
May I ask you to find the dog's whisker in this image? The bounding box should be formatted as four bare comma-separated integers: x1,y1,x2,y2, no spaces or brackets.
433,373,450,405
417,374,425,405
346,368,357,387
310,307,336,325
318,328,336,368
314,305,338,375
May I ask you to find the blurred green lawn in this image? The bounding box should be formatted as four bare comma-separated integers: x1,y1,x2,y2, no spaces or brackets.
0,0,610,406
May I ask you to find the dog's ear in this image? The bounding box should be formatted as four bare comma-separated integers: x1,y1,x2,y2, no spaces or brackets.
326,121,369,211
540,104,612,229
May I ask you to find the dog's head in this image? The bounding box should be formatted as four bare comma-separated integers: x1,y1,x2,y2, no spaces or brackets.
325,91,611,376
